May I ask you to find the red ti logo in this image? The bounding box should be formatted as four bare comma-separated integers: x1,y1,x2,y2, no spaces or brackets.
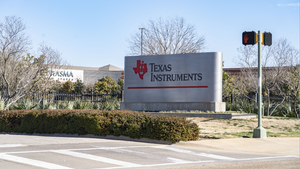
133,60,147,80
243,34,249,43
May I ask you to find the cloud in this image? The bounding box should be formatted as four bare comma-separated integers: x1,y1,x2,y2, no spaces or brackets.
277,3,300,7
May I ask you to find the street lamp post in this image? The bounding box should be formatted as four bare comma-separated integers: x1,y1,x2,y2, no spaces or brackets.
139,28,145,55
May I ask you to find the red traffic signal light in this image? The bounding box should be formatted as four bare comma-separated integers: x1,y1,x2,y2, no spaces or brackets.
242,31,257,45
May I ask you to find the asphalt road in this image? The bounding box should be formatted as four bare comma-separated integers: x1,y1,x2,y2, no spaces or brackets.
0,134,298,169
169,159,300,169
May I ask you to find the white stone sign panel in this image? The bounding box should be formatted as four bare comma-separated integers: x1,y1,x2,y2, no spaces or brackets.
49,69,84,83
123,52,223,103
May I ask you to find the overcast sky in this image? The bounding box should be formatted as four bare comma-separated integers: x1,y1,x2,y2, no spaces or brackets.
0,0,299,69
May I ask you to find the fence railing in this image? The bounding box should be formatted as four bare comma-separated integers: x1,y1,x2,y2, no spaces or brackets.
223,94,293,105
223,93,299,116
19,92,123,103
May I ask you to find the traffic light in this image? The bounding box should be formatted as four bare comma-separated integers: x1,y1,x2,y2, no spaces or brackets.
242,31,258,45
263,32,272,46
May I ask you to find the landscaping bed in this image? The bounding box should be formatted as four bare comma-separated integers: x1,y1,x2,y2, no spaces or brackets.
189,116,300,139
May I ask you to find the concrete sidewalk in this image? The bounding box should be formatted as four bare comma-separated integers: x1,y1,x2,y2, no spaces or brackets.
176,137,300,156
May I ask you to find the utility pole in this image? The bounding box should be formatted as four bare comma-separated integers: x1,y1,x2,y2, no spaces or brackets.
139,28,145,55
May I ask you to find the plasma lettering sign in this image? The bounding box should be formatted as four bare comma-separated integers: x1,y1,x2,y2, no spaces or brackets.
49,69,84,82
124,52,223,103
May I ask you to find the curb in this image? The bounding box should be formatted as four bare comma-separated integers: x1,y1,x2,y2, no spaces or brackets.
145,112,256,119
1,132,173,145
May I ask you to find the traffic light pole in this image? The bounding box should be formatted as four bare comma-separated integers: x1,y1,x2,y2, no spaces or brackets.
253,30,267,138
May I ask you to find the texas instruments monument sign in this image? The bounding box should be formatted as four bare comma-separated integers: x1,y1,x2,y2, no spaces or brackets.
120,53,225,112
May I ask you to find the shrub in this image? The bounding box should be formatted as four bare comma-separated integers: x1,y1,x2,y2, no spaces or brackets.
226,102,257,114
2,98,121,111
73,100,93,109
10,99,34,110
0,110,200,143
99,99,119,110
56,101,69,109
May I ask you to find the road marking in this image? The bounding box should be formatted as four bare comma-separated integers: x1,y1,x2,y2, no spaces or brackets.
1,144,298,169
195,152,237,160
93,160,215,169
153,146,237,160
0,153,73,169
167,157,191,163
52,150,141,167
237,155,299,161
108,148,165,161
0,144,27,148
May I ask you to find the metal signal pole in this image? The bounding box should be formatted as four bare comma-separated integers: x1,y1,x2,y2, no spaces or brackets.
139,28,145,55
253,30,267,138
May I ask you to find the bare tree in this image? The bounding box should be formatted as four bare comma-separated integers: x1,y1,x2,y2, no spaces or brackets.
234,38,298,115
262,39,298,116
277,39,300,118
284,65,300,118
235,45,261,101
127,17,205,55
0,16,63,110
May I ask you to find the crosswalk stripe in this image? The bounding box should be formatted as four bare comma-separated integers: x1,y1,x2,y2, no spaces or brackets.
195,152,237,160
94,160,215,169
0,144,27,148
167,157,191,163
52,150,141,167
153,146,237,160
0,153,73,169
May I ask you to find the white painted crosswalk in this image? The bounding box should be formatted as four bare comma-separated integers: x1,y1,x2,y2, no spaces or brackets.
153,146,237,160
0,144,298,169
0,144,27,148
52,150,142,168
0,153,72,169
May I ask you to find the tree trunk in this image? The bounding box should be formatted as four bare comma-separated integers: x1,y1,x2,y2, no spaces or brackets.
267,89,270,116
294,100,298,118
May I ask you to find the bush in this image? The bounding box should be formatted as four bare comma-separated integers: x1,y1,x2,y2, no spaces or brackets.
226,101,257,114
0,110,199,143
9,99,34,110
1,98,121,111
99,99,119,110
226,100,300,117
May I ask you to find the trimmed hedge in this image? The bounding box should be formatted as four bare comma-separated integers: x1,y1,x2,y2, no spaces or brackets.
0,110,199,143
